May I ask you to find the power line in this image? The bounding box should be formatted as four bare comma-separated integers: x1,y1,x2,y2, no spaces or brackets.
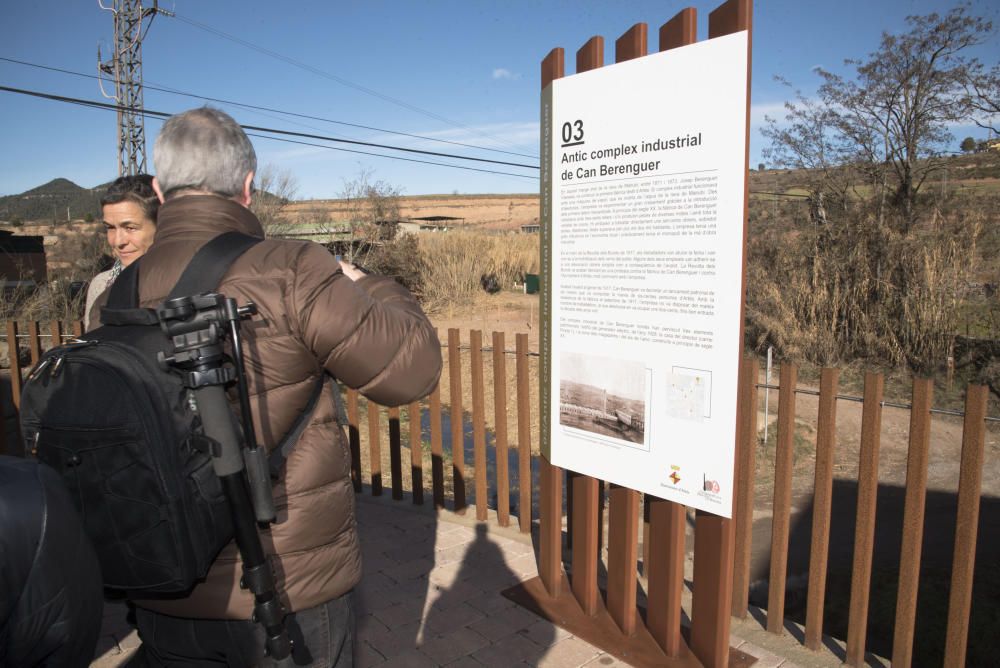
0,84,539,170
244,134,535,181
0,56,538,161
167,12,535,157
0,84,537,180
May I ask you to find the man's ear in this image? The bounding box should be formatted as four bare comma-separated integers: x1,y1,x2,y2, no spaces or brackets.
239,171,255,208
151,177,166,204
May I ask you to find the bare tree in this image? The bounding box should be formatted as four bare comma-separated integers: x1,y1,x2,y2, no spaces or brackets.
964,62,1000,135
339,167,402,264
250,165,299,238
762,82,855,211
766,6,993,231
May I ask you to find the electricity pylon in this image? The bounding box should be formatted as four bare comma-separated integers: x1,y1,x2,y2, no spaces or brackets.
98,1,170,176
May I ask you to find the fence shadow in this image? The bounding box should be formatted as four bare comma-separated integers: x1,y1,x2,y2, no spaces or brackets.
748,479,1000,666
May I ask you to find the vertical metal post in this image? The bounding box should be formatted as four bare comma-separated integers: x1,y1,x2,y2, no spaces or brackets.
846,372,884,666
409,401,423,505
943,385,988,667
430,383,445,508
539,45,564,597
346,389,361,492
732,356,759,618
448,328,466,513
493,331,510,527
767,362,797,633
516,333,532,531
7,322,23,409
891,377,933,667
471,330,487,520
805,368,839,648
691,2,752,666
367,401,382,496
388,406,402,500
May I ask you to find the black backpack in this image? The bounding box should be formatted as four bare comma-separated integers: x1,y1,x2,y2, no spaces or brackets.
19,231,273,594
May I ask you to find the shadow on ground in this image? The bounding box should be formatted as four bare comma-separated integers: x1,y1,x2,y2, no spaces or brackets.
748,479,1000,666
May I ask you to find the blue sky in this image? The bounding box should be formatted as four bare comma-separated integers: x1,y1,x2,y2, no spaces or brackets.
1,0,997,199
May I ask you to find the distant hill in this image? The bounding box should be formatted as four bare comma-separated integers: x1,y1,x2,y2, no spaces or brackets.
0,178,108,223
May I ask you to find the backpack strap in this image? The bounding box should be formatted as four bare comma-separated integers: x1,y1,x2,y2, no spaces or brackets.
105,261,141,310
167,231,262,300
102,231,262,324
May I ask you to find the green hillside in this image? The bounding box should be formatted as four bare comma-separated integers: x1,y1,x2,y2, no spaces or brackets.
0,178,108,223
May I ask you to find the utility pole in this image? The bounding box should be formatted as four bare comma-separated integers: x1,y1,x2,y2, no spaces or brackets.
98,1,171,177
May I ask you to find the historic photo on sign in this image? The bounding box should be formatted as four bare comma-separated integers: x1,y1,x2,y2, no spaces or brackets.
558,351,648,447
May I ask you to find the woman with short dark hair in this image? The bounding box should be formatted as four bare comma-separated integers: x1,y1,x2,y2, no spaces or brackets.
84,174,160,327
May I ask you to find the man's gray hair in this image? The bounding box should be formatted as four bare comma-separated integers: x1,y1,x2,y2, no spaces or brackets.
153,107,257,198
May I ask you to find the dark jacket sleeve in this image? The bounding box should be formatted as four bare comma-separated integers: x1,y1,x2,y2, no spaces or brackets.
0,456,104,668
290,244,442,406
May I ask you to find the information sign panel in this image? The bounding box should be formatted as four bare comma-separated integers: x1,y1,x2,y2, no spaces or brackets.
543,31,749,517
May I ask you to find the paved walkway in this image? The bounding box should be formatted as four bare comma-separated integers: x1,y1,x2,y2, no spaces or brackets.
92,495,860,667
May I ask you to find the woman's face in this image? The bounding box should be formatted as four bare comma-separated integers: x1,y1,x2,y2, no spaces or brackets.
102,201,156,267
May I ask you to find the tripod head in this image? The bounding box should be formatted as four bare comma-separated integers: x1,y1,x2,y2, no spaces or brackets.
156,293,257,388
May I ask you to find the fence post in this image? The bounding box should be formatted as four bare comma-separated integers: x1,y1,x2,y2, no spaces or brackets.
516,333,532,532
471,330,488,521
538,45,564,597
805,367,839,648
448,328,466,514
943,384,988,667
732,356,759,618
367,400,382,496
690,2,752,665
767,362,797,633
846,372,884,666
388,406,402,501
493,331,510,527
540,455,563,597
607,483,639,636
565,31,605,620
409,400,423,505
430,383,445,509
346,388,361,493
27,321,41,367
891,377,932,666
7,322,23,409
50,320,62,349
601,20,647,640
646,496,686,656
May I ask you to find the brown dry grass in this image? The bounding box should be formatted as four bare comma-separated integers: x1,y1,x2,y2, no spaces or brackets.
418,231,538,314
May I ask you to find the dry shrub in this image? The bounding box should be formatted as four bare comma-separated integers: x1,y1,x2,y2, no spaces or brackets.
747,198,981,375
894,227,979,375
365,234,425,297
417,231,538,313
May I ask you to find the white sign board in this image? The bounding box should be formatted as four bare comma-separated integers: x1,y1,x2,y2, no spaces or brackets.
544,31,749,517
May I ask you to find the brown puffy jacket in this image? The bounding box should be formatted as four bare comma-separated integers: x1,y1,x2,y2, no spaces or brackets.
106,194,441,619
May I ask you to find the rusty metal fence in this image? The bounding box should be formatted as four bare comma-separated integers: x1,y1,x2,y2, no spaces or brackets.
1,316,996,667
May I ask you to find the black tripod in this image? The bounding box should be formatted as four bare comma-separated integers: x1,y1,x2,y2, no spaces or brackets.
157,292,292,665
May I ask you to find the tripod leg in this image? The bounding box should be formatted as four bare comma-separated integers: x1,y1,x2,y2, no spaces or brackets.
194,385,293,664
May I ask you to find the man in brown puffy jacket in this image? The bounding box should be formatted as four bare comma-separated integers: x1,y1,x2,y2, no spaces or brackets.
121,107,442,666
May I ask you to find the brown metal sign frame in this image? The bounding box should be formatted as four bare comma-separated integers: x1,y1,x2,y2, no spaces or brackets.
517,2,754,667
